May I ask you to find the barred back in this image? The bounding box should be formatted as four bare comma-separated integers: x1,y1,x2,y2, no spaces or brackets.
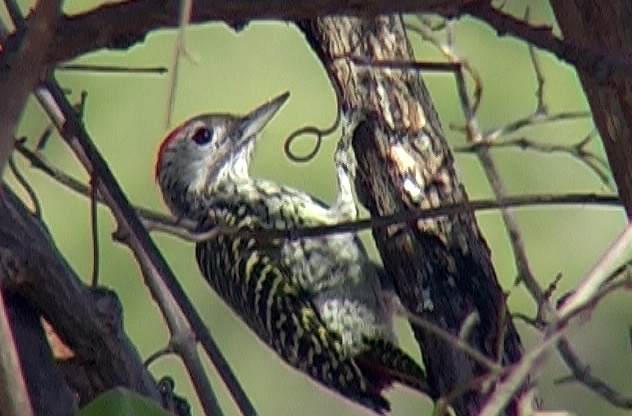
195,205,391,413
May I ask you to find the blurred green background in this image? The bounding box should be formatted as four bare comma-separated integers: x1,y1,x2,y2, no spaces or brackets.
4,0,631,415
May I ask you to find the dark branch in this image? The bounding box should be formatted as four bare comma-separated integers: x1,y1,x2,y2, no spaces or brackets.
0,184,161,407
2,294,76,416
556,338,632,409
4,0,478,66
550,0,632,216
36,78,252,415
298,15,530,415
463,3,632,79
14,136,621,245
0,0,60,174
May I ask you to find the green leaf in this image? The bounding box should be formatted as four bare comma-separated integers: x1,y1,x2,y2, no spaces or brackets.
78,387,172,416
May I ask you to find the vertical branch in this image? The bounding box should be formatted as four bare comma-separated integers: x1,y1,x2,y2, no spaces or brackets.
0,0,61,175
0,184,162,408
550,0,632,216
0,3,61,415
441,20,547,308
33,80,254,415
481,224,632,415
1,292,77,416
297,16,529,415
0,290,34,416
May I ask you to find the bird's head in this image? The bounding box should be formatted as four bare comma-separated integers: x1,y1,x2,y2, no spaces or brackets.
155,91,289,218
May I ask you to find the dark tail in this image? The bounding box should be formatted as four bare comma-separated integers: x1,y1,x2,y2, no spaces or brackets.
356,338,429,395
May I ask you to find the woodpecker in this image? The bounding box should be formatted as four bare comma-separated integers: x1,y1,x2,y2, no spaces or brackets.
155,92,427,413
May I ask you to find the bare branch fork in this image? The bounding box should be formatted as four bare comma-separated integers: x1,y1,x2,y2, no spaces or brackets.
409,13,632,411
482,225,632,415
0,2,64,415
32,79,255,416
9,71,623,415
0,2,253,413
3,2,632,415
15,131,629,401
14,139,620,242
0,0,624,86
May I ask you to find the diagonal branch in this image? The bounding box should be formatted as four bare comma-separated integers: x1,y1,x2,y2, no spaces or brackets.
15,137,621,243
0,184,161,408
482,225,632,415
463,3,632,79
556,338,632,409
0,290,33,416
0,0,60,175
298,15,530,415
33,79,252,415
550,0,632,216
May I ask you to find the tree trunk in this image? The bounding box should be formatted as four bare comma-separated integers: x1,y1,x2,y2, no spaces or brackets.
298,16,530,415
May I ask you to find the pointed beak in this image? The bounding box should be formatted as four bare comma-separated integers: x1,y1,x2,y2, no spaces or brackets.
234,91,290,146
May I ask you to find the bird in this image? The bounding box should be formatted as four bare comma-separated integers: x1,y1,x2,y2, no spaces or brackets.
154,91,427,413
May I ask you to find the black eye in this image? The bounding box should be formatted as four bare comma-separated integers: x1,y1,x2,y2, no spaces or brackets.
191,127,213,145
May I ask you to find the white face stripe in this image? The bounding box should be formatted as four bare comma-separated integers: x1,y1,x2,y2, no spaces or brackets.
157,116,257,218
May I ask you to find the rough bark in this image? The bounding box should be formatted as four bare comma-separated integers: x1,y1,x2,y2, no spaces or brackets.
550,1,632,217
297,16,528,415
0,185,162,409
0,0,60,175
1,294,76,416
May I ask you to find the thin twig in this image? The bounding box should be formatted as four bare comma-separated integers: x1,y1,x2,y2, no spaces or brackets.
33,79,245,415
89,179,100,287
7,154,41,218
402,308,502,374
143,219,224,243
14,140,193,230
479,148,544,297
464,3,632,80
455,132,611,187
283,110,341,163
559,227,632,318
481,226,632,415
15,140,621,242
556,338,632,408
475,111,592,142
131,242,213,416
57,64,168,74
345,55,462,74
519,265,632,409
144,346,174,368
405,19,483,115
442,19,547,315
165,0,196,129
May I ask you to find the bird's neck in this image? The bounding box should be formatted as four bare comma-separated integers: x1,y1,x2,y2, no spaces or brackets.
162,165,254,221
